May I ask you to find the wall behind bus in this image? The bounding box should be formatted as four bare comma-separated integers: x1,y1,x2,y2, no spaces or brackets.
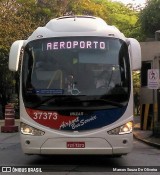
140,40,160,130
140,41,160,105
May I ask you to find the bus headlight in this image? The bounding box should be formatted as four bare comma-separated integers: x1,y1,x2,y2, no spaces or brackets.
21,122,45,136
107,121,133,135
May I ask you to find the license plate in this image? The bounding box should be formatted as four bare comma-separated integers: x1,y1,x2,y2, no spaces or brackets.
67,142,85,148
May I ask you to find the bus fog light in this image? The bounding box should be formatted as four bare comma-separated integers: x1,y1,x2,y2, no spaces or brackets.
21,122,45,136
123,139,127,144
25,140,30,144
108,121,133,135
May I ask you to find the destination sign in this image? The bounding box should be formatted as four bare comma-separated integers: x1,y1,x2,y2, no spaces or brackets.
45,40,106,50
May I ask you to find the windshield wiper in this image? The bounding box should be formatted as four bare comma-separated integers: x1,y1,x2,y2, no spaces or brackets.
31,95,86,108
31,95,125,109
31,95,63,108
80,99,125,108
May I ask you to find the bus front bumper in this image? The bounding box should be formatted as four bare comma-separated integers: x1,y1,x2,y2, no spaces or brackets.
21,135,133,155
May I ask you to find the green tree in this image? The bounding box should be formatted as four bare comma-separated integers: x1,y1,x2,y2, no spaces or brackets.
65,0,109,21
139,0,160,38
0,0,19,105
94,0,141,39
0,0,47,105
133,71,141,115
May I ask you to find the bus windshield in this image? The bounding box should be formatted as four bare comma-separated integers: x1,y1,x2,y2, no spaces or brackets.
22,36,130,109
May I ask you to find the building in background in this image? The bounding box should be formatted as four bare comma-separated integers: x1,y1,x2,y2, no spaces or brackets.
140,31,160,136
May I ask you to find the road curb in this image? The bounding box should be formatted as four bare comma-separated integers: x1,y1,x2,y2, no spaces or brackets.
133,133,160,149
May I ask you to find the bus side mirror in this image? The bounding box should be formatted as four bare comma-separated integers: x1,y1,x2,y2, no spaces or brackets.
127,38,141,71
9,40,24,71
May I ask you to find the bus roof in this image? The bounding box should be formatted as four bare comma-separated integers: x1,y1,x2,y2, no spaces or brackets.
27,16,126,42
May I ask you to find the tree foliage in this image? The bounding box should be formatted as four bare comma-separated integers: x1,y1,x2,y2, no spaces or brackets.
0,0,46,104
95,0,139,38
139,0,160,38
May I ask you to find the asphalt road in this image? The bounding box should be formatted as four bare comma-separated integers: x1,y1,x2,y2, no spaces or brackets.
0,132,160,174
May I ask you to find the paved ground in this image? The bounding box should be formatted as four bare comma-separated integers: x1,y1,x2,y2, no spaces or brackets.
133,116,160,148
0,119,20,140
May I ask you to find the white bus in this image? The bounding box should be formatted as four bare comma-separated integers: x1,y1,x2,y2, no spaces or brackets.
9,16,141,156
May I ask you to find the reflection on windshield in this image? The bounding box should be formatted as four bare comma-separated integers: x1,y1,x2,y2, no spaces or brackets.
22,37,130,109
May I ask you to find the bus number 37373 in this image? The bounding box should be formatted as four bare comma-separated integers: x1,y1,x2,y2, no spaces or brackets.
33,112,58,120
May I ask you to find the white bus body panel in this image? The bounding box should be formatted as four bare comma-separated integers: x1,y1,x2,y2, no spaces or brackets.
127,38,141,70
20,93,133,155
27,17,126,42
21,134,132,155
9,40,24,71
17,16,139,155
